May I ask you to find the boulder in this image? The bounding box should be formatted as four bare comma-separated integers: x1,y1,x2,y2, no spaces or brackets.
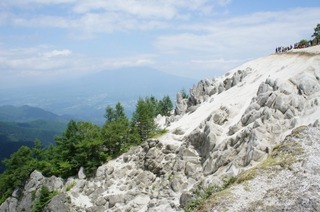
170,176,187,192
179,192,194,208
175,92,188,115
95,196,107,206
297,75,320,96
44,194,70,212
78,167,86,179
106,194,126,208
25,170,44,192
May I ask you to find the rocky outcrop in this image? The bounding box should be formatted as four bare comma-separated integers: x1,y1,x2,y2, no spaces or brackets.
175,92,188,115
175,69,249,116
44,194,71,212
0,171,67,212
2,49,320,212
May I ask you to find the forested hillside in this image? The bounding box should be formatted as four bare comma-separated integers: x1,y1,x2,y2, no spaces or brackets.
0,120,67,173
0,105,71,173
0,96,173,205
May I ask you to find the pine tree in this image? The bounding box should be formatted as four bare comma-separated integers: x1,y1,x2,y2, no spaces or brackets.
312,23,320,40
158,96,173,116
32,186,57,212
105,102,127,123
132,98,156,141
102,102,139,156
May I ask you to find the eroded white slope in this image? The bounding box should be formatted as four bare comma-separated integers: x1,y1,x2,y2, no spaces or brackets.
167,45,320,137
2,46,320,212
73,45,320,211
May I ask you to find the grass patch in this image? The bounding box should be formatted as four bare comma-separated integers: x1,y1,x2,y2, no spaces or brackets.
196,189,232,211
260,140,304,170
184,177,236,212
290,125,307,138
66,181,76,192
150,128,168,138
236,168,257,184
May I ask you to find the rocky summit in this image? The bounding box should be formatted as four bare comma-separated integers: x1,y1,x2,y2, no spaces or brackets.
1,45,320,212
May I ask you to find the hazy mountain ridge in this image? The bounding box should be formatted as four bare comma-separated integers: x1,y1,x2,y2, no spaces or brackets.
0,105,71,123
1,46,320,211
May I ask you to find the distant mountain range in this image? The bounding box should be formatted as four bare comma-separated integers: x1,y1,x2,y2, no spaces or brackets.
0,67,196,124
0,105,72,123
0,105,68,173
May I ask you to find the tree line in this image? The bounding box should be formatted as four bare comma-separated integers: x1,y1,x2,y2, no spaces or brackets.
0,95,173,204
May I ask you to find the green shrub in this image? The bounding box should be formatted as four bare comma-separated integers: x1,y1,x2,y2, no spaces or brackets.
32,186,58,212
184,177,236,211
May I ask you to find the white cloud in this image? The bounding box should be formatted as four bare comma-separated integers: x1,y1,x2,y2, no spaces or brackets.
2,49,150,72
151,7,320,79
43,49,72,58
71,0,218,17
156,8,320,56
0,47,71,72
191,58,244,65
1,0,76,6
0,0,224,33
72,1,177,20
2,1,320,84
217,0,232,6
0,45,156,88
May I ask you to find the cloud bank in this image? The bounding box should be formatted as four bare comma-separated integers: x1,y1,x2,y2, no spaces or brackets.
1,0,320,87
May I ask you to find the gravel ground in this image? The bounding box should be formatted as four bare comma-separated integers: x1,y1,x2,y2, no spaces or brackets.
199,124,320,212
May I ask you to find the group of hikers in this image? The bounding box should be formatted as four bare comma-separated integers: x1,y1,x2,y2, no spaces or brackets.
275,45,293,53
275,37,320,54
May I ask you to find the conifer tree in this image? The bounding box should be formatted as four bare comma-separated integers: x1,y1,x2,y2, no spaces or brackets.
132,98,156,141
158,96,173,116
102,102,138,156
312,23,320,40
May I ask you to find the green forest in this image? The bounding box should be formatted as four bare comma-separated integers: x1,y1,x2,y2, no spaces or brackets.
0,96,173,204
0,120,67,173
0,120,67,144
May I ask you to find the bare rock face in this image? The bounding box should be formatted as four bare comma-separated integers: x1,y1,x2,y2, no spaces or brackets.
175,92,188,115
43,194,71,212
174,69,248,116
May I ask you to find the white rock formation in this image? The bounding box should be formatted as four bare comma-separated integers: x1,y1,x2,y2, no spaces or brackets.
1,45,320,212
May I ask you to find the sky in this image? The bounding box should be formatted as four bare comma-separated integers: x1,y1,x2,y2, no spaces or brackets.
1,0,320,89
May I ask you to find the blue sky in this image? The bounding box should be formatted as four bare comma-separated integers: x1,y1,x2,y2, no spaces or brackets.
1,0,320,88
